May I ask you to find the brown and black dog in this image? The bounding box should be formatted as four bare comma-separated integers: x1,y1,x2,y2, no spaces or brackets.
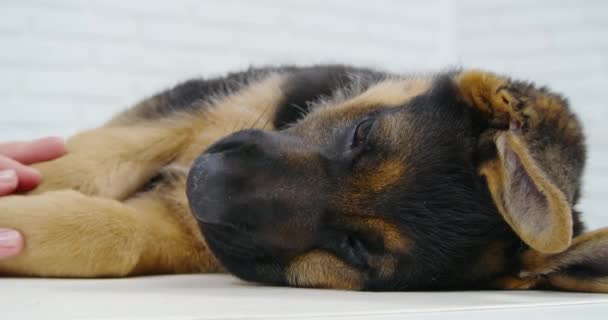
1,65,607,292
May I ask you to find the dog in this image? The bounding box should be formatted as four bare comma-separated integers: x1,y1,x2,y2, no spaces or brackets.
1,65,606,292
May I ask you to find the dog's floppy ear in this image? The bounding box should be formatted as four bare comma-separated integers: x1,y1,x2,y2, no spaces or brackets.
520,228,608,292
480,129,572,254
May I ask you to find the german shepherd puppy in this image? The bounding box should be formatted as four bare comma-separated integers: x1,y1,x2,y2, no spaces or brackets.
1,65,607,292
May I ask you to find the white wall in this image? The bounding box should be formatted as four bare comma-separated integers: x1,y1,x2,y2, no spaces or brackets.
1,0,607,228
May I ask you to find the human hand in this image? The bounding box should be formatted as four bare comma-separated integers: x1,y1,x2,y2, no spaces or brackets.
0,137,66,259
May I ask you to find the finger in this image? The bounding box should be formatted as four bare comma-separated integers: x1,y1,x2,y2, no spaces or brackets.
0,136,67,165
0,229,24,259
0,169,18,196
0,156,41,192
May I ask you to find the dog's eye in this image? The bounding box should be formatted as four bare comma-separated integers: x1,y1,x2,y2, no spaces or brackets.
351,118,375,149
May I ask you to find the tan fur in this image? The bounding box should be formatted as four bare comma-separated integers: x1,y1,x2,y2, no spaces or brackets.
356,217,410,253
369,255,398,280
31,125,192,199
456,71,520,126
354,226,403,279
175,74,286,165
297,78,432,134
127,184,222,274
329,78,432,113
356,157,406,193
286,250,364,290
494,275,543,290
521,228,608,276
303,216,407,281
0,190,154,276
548,275,608,293
515,228,608,292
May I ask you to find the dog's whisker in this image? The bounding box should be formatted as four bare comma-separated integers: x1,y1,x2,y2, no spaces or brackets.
248,104,271,130
290,103,308,117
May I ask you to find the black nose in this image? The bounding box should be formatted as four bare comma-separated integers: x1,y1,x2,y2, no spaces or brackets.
186,151,228,225
186,129,274,225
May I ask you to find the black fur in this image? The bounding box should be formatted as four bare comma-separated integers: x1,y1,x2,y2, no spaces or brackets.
274,65,384,129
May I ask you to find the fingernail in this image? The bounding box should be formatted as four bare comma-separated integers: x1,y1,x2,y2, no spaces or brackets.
0,229,21,248
26,167,42,179
0,169,17,183
40,136,66,146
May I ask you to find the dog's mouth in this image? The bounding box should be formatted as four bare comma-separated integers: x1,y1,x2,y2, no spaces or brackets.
197,222,264,259
185,150,262,257
198,218,291,286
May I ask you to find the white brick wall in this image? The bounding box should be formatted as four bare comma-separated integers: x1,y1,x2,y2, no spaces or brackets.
1,0,607,228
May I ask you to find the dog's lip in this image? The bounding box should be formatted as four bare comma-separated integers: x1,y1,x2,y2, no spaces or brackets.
195,218,240,230
199,221,266,260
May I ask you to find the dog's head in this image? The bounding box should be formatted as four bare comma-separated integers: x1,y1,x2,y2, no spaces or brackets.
186,72,603,291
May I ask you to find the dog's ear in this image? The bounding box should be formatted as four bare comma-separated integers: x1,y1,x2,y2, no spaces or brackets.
520,228,608,292
480,129,572,254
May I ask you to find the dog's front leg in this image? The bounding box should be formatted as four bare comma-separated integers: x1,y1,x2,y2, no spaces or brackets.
29,124,191,200
0,189,219,277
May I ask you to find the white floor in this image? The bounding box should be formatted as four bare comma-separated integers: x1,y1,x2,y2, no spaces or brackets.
3,274,608,320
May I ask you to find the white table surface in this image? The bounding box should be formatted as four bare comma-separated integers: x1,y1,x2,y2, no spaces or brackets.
2,274,608,320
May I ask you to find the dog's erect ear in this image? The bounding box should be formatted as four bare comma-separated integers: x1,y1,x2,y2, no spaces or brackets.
520,228,608,293
480,129,572,254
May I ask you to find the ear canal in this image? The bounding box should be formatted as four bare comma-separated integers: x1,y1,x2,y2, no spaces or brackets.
520,228,608,293
481,131,572,254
